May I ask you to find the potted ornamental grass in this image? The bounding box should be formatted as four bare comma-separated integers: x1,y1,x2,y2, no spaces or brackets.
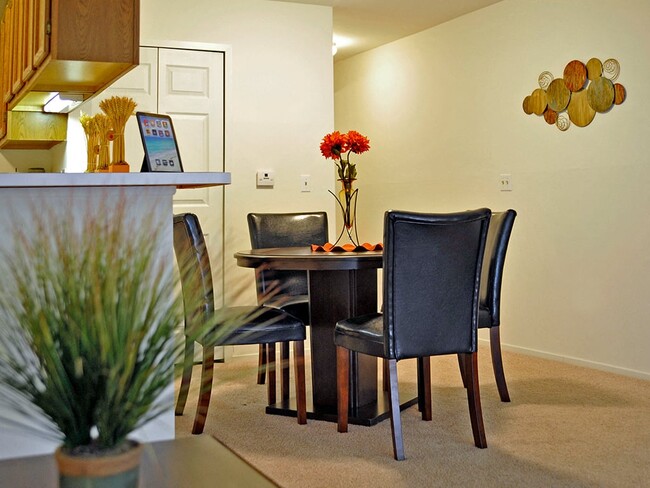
0,203,255,487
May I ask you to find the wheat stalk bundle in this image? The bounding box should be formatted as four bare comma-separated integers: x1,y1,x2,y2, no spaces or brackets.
94,113,113,172
99,96,137,166
79,112,98,172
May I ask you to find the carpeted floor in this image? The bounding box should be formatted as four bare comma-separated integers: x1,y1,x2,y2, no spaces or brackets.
175,347,650,487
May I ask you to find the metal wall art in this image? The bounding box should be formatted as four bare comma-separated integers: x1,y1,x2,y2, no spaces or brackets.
522,58,626,131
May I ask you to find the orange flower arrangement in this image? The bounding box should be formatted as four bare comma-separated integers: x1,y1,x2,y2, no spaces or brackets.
320,130,370,181
320,130,370,247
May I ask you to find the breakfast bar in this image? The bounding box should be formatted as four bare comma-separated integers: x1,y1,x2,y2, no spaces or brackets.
0,172,230,461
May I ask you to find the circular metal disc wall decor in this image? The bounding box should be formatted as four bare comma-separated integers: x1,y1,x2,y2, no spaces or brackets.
603,59,620,81
544,109,558,125
547,78,571,112
614,83,626,105
586,58,603,81
522,57,626,131
529,88,548,115
556,113,571,131
567,89,596,127
587,77,615,113
563,60,587,92
538,71,554,89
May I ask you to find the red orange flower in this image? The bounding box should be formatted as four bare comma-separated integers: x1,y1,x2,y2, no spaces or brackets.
320,130,370,181
320,131,348,160
346,130,370,154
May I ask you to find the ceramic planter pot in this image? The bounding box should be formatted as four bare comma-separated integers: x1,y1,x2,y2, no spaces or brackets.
54,442,143,488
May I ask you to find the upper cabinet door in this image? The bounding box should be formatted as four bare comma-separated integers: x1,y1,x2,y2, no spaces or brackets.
0,7,12,105
10,0,24,95
31,0,49,69
20,0,34,82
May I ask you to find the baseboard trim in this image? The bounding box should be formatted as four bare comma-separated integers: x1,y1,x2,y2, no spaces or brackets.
480,338,650,381
231,340,649,380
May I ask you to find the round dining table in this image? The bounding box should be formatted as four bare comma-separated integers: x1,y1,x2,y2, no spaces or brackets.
235,246,417,426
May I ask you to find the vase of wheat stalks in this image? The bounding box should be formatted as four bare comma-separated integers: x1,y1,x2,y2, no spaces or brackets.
100,96,137,173
79,112,99,172
93,114,112,172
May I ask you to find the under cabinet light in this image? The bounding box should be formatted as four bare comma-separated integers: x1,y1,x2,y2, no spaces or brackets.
43,93,84,113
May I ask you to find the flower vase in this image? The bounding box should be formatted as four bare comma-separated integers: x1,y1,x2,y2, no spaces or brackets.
330,178,360,246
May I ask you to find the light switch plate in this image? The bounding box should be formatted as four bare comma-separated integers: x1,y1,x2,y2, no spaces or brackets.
300,174,311,192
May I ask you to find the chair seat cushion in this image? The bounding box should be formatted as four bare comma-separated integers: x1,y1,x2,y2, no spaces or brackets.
334,313,386,358
266,295,310,325
200,306,305,346
478,306,493,329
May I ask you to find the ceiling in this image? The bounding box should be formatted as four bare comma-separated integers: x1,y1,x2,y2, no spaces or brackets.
274,0,503,60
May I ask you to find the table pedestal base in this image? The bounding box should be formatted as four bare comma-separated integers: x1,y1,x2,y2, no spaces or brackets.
266,388,418,426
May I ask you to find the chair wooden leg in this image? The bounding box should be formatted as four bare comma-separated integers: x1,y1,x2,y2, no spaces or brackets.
490,326,511,402
192,346,214,435
417,356,432,421
281,341,290,402
267,343,276,406
387,359,405,460
293,341,307,424
382,358,389,392
457,353,468,388
175,336,194,416
257,344,267,385
463,352,487,448
336,346,349,433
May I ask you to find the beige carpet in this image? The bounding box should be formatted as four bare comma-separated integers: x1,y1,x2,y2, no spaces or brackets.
175,347,650,487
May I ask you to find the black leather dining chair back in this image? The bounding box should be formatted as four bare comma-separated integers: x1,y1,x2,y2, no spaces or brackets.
384,210,490,360
474,209,517,402
334,208,491,460
247,212,328,389
479,209,517,328
247,212,328,299
174,211,215,338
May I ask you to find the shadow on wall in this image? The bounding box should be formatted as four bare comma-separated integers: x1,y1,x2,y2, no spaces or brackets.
0,148,54,173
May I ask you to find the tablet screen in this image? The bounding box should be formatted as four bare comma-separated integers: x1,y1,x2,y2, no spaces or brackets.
136,112,183,172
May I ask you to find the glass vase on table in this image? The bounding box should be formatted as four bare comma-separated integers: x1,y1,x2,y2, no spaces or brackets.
330,177,360,247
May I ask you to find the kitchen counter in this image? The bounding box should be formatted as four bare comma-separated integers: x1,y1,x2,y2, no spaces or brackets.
0,171,230,460
0,171,231,188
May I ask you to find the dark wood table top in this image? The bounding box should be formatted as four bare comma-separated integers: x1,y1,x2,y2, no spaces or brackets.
0,436,279,488
235,246,383,271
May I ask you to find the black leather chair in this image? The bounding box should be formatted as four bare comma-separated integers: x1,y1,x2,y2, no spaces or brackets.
335,209,491,460
459,209,517,402
173,213,307,434
247,212,328,398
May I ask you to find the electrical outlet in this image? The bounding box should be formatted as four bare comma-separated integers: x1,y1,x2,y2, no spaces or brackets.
256,170,275,188
300,175,311,192
499,174,512,192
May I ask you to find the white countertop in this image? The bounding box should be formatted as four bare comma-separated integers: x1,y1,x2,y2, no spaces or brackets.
0,172,231,189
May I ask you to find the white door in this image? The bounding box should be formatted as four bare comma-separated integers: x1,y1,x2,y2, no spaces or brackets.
91,46,225,305
91,45,226,360
158,47,225,306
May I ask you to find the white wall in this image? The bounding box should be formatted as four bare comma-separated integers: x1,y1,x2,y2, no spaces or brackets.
335,0,650,378
141,0,336,310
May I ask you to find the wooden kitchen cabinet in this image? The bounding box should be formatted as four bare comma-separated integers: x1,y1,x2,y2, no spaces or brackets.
0,0,139,148
0,2,12,139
